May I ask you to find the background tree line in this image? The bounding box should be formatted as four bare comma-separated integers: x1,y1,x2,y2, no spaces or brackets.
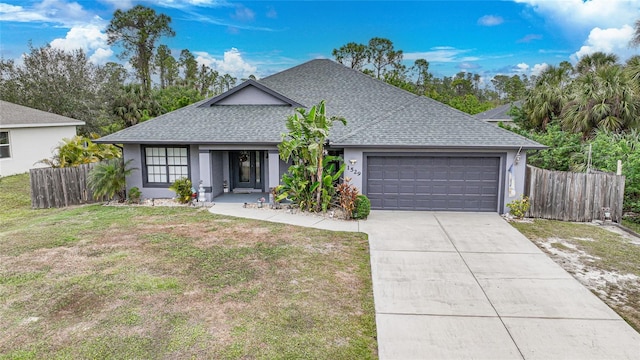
332,37,529,114
0,5,243,136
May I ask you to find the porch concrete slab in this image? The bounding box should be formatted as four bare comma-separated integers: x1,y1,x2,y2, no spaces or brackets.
479,278,621,319
376,314,522,360
503,318,640,360
462,253,574,280
371,251,496,316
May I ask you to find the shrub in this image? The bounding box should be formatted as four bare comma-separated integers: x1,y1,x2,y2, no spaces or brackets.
336,179,359,220
87,159,135,202
352,195,371,220
169,177,194,204
128,187,141,204
506,195,530,219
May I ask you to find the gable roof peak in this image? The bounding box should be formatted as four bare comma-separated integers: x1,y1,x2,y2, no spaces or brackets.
198,79,303,107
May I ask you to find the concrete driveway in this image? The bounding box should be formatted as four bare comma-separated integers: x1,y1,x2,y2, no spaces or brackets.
361,211,640,359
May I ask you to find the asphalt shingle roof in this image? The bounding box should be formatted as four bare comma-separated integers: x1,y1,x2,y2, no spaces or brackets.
474,100,523,121
97,59,544,150
0,100,85,128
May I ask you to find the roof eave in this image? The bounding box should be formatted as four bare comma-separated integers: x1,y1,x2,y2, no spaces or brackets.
330,143,548,150
0,121,85,129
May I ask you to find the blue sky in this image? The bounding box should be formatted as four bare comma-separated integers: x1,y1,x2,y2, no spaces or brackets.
1,0,639,84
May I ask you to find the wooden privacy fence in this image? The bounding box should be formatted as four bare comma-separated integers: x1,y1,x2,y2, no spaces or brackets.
525,165,626,222
30,163,104,209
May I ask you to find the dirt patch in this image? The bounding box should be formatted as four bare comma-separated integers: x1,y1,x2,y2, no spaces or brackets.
523,221,640,331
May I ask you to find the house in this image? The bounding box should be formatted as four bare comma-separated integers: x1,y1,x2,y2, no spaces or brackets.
474,100,523,126
0,101,85,177
96,59,544,213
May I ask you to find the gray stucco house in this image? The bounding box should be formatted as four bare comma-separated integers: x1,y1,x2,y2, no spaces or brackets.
96,59,544,213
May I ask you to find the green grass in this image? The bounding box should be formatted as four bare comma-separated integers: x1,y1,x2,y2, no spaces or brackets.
511,219,640,332
0,173,377,359
622,219,640,234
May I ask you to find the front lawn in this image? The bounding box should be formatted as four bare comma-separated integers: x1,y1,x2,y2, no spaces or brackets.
0,174,377,359
511,219,640,332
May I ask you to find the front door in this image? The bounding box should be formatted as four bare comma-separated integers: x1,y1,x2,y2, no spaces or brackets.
231,151,262,190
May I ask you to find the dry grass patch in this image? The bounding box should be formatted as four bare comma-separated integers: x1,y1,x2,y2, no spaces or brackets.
511,219,640,332
0,174,377,359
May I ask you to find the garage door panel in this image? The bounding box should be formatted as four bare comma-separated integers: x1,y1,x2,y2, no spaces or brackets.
367,155,500,211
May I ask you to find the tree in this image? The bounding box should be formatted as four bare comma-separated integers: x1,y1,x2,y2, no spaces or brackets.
107,5,175,93
154,44,178,89
88,158,135,201
196,64,219,97
179,49,198,85
153,85,203,113
562,64,639,135
574,51,618,74
0,44,115,135
522,64,573,130
112,84,162,127
278,101,346,212
332,42,367,70
39,134,121,168
367,37,403,79
630,19,640,47
410,59,432,95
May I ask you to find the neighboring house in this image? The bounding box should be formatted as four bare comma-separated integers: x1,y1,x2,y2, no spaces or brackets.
474,100,523,126
0,101,85,177
96,60,544,213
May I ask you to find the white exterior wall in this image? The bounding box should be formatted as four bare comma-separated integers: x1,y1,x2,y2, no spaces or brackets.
0,126,78,177
343,147,526,214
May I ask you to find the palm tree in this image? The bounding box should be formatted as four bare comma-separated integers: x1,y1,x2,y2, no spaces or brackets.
523,64,573,129
87,158,135,201
625,55,640,84
562,64,640,135
574,52,618,74
630,19,640,47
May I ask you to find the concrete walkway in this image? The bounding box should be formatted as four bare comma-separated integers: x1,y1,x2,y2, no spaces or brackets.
208,204,640,359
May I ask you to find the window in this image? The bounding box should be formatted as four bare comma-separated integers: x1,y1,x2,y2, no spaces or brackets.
143,146,189,185
0,132,9,158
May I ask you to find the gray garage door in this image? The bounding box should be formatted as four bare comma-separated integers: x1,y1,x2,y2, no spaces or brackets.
366,155,501,211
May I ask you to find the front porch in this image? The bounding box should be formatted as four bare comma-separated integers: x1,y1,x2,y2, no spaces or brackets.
213,192,271,204
198,147,290,202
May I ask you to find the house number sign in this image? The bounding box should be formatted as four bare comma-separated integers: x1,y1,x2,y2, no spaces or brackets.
346,165,361,176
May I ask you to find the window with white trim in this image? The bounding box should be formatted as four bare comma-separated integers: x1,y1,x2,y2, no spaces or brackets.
144,146,189,184
0,132,10,158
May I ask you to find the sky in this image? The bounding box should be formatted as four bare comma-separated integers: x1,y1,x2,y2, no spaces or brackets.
1,0,639,84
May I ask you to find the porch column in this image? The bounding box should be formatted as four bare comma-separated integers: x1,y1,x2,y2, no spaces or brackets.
268,150,280,189
199,150,212,201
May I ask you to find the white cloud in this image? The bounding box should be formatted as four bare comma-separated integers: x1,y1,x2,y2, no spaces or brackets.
515,63,529,72
0,3,48,22
531,63,549,76
514,0,638,31
478,15,504,26
572,25,635,62
0,0,95,26
194,48,257,79
232,6,255,21
405,47,473,63
49,24,113,64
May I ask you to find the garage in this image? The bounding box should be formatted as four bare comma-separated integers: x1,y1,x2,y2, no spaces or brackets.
365,155,502,211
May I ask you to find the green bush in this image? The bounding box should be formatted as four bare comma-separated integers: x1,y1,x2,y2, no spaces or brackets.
87,159,135,202
506,195,530,219
128,187,142,204
352,195,371,220
169,177,194,204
